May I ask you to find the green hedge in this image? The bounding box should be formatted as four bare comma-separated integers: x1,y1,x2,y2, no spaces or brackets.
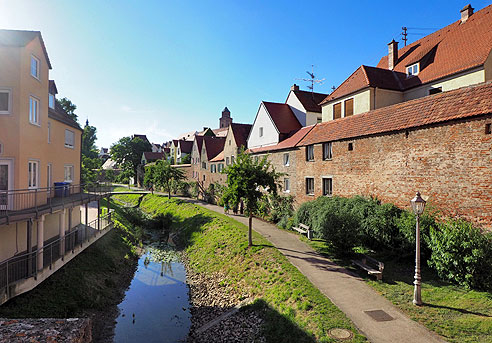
293,195,491,290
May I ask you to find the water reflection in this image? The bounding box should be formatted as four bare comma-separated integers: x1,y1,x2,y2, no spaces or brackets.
113,249,191,343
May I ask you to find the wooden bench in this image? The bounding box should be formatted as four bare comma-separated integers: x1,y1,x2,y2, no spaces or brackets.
351,255,384,281
292,223,313,240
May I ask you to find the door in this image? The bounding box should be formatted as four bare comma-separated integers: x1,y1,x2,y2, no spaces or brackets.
0,160,12,210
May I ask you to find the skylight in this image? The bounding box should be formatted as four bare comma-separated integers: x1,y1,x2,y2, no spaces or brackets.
406,63,419,76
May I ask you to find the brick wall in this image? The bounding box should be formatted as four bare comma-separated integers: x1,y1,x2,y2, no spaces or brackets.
295,115,492,227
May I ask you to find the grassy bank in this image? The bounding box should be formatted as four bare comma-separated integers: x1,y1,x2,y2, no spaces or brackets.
300,238,492,343
137,194,365,343
0,204,141,319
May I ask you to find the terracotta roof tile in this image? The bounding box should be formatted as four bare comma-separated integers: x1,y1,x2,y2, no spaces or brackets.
263,102,302,134
178,140,193,154
301,82,492,146
249,125,316,154
210,150,224,162
230,123,252,148
48,102,82,131
321,4,492,104
203,136,226,160
143,152,165,162
292,90,328,112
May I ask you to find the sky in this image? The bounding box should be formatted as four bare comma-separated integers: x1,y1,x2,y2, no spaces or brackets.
1,0,490,148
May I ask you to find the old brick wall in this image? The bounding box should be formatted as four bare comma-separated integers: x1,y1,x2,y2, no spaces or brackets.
295,115,492,227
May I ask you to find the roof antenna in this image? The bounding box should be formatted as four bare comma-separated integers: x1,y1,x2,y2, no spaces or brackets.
402,27,408,46
296,65,325,94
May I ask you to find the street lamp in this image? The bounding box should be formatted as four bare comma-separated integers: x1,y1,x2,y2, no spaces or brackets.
411,192,426,306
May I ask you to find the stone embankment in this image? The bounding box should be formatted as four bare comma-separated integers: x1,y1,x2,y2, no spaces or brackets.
185,262,265,343
0,318,91,343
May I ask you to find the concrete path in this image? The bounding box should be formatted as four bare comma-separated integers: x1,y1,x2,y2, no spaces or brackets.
182,198,446,343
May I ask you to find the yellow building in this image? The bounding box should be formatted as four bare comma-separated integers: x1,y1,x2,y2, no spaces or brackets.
0,30,112,305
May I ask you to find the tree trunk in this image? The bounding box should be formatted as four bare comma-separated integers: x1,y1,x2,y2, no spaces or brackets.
248,213,253,247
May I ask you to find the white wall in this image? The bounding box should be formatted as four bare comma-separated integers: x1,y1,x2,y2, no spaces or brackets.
403,68,485,101
321,88,372,122
247,103,280,149
285,92,307,126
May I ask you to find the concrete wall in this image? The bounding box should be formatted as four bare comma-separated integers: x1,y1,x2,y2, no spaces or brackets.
375,88,404,109
321,88,372,122
247,103,279,149
295,114,492,227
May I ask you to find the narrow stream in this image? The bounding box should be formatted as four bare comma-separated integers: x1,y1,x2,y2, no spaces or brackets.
112,243,191,343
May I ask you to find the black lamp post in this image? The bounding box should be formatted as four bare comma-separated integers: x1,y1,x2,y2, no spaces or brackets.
411,192,426,306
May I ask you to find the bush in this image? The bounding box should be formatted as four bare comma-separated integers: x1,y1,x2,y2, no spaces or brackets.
395,208,438,259
190,182,199,198
428,219,492,290
269,195,294,224
178,181,191,197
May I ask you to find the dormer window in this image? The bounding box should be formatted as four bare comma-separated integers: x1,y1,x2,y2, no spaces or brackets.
31,55,40,79
49,93,55,109
406,63,419,76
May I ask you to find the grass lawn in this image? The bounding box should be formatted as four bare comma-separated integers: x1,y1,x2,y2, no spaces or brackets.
137,194,366,343
301,237,492,343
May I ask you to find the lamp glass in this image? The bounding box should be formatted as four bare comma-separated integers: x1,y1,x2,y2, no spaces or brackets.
411,192,426,215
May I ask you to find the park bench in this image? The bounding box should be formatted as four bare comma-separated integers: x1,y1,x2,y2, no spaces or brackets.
292,223,313,240
351,255,384,281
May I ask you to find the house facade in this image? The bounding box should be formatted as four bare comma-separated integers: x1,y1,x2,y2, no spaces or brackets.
0,30,113,304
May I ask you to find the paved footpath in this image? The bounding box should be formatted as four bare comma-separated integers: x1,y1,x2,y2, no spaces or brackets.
181,198,446,343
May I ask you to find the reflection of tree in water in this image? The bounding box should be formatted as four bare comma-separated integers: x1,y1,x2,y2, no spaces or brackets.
160,260,174,277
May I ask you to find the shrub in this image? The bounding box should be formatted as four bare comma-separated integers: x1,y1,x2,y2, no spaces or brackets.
269,195,294,224
190,182,199,198
178,181,191,197
428,219,492,290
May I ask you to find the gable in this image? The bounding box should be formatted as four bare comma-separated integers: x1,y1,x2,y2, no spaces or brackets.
247,102,280,149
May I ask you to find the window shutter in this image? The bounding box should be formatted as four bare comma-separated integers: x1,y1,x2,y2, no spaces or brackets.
333,103,342,119
344,99,354,117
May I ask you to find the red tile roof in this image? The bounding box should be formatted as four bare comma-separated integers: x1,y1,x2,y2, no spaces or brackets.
321,4,492,104
143,152,166,162
194,135,205,152
48,102,82,131
301,82,492,146
210,150,224,162
213,127,229,137
263,102,302,134
178,140,193,154
292,90,328,113
230,123,252,148
249,125,316,154
203,136,226,160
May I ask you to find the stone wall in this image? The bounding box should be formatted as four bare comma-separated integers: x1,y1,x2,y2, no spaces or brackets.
295,115,492,227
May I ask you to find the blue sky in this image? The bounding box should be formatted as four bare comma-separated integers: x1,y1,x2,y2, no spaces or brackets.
1,0,490,148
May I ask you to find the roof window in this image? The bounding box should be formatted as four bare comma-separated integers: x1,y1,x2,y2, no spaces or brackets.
406,63,419,76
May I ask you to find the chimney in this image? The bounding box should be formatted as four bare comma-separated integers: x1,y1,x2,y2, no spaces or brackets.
291,84,299,91
387,39,398,70
460,4,474,23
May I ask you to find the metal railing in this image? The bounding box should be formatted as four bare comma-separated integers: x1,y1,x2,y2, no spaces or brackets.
0,182,113,218
0,211,113,300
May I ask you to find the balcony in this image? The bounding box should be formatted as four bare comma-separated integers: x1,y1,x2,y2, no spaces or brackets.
0,211,114,305
0,183,113,225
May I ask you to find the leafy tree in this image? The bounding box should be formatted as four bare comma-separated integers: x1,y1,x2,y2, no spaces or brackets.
151,160,185,198
82,121,99,159
110,136,152,182
82,155,100,184
222,151,281,247
56,97,78,122
180,153,191,164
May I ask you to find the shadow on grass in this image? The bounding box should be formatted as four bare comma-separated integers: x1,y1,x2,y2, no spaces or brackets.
423,303,492,317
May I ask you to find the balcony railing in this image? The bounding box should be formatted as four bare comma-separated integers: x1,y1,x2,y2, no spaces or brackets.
0,183,113,219
0,211,114,299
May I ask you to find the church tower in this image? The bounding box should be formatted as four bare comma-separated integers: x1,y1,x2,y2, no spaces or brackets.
219,107,233,128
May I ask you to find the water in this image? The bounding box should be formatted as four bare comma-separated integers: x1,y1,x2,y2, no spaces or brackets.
112,246,191,343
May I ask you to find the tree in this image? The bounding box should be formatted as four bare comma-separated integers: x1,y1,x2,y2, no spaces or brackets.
180,153,191,164
82,121,99,159
149,160,185,198
222,151,281,247
56,97,78,122
110,136,152,183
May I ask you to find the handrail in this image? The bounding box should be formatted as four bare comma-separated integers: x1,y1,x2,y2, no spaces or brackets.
0,210,114,297
0,182,113,217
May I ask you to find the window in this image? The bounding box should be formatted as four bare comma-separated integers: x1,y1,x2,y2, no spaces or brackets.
229,140,231,146
322,178,333,196
202,162,206,169
226,157,230,165
29,96,40,125
259,127,263,137
306,145,314,161
283,153,290,166
218,164,223,172
31,55,40,79
428,87,442,95
28,161,39,188
406,63,419,76
64,165,74,182
486,123,491,135
333,103,342,119
284,178,290,192
231,156,235,164
348,142,353,151
49,93,55,109
48,122,51,143
211,164,216,173
65,129,75,148
344,98,354,117
305,178,314,195
203,175,205,181
254,156,259,163
0,89,11,114
323,142,332,160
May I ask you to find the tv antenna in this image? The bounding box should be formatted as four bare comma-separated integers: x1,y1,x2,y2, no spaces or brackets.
296,65,325,93
401,26,437,46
